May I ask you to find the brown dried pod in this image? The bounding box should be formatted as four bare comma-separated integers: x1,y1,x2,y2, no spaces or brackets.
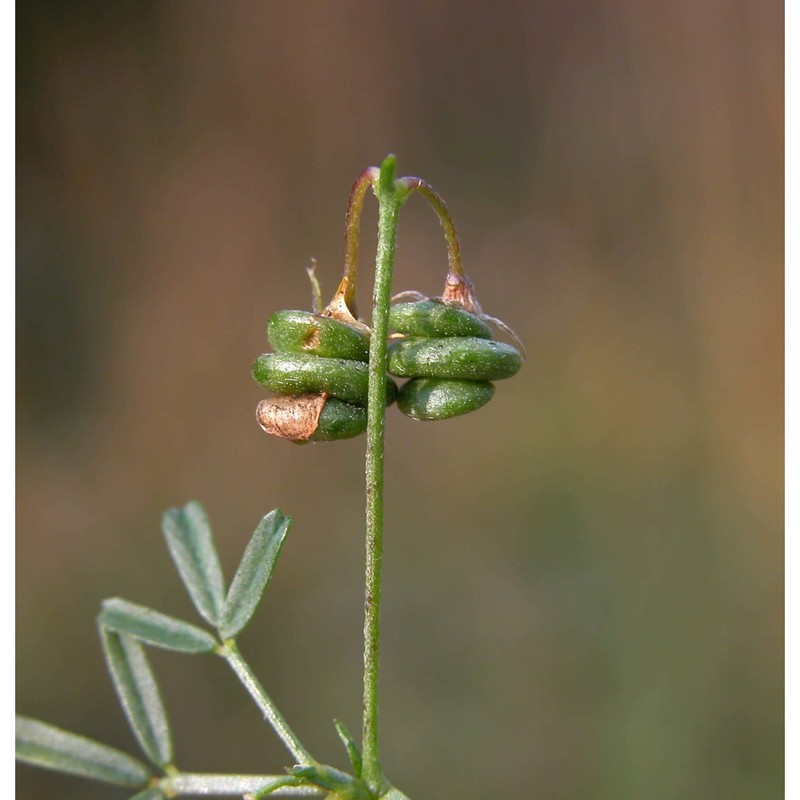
256,394,367,443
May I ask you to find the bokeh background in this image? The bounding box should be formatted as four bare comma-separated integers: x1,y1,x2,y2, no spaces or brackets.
17,1,783,798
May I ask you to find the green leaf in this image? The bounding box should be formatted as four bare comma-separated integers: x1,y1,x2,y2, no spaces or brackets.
333,719,362,778
15,715,150,786
291,764,354,792
99,598,218,653
162,501,226,626
219,510,291,640
99,628,173,768
130,789,165,800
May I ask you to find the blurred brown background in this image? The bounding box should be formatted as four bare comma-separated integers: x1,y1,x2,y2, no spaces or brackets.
17,1,783,798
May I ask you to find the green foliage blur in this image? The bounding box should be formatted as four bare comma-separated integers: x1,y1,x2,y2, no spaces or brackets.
17,1,783,798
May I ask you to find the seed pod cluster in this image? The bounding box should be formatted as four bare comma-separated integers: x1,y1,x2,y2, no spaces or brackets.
387,299,522,421
253,310,397,442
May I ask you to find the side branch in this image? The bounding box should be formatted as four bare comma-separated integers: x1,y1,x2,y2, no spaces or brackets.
340,167,380,315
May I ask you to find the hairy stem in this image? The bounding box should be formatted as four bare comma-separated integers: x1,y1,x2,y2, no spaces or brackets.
220,641,314,765
361,156,407,790
163,772,323,796
402,177,463,278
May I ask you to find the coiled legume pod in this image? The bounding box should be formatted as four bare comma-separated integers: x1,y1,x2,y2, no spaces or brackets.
387,337,522,382
386,296,522,422
397,378,495,421
255,302,400,441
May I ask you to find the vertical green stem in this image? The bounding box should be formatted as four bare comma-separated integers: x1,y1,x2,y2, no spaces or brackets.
362,155,407,790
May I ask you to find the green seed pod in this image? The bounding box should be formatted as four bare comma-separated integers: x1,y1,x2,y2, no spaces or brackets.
397,378,495,421
388,337,522,381
388,299,492,339
313,398,368,441
253,353,397,406
256,394,366,442
268,310,370,362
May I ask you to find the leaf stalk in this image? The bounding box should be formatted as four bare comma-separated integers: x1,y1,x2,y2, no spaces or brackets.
220,640,314,766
